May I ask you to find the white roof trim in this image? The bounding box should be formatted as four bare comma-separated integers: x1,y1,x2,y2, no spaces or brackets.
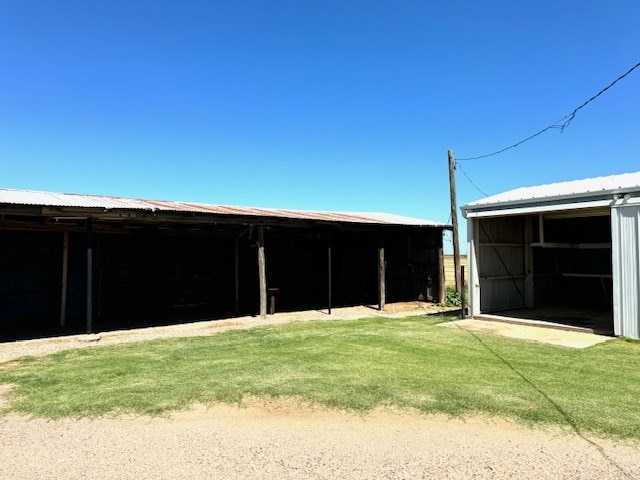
462,171,640,217
464,199,617,218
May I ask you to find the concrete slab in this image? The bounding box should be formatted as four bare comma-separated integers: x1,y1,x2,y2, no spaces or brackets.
439,319,612,348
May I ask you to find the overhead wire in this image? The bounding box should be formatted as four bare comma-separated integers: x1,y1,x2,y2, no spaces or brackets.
455,161,489,197
457,60,640,162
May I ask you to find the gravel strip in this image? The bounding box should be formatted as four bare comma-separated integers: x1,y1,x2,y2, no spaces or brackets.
0,302,453,363
0,401,638,480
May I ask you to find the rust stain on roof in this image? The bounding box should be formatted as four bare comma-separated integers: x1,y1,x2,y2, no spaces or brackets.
0,188,449,227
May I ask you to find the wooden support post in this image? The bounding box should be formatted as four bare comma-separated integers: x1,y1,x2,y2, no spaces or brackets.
378,239,385,311
86,219,93,334
524,216,534,308
235,236,240,313
327,235,332,315
258,226,267,318
448,149,461,293
438,245,446,304
60,231,69,328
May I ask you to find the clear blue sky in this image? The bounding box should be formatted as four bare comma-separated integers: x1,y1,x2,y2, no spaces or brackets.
1,1,639,253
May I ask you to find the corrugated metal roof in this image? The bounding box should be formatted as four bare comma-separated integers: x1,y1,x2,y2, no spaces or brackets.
0,188,448,227
463,171,640,211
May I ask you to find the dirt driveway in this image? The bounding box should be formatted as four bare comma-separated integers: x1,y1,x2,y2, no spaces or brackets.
1,303,638,479
1,399,639,480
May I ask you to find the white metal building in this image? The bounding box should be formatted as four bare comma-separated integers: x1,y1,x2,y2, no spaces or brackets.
461,171,640,339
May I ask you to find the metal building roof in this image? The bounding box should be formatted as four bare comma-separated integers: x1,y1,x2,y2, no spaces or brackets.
0,188,448,227
462,171,640,216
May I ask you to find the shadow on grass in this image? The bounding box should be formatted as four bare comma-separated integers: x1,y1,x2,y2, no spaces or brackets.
459,326,634,479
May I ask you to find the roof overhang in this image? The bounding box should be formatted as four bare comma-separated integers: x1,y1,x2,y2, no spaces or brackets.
0,188,450,230
462,171,640,219
463,197,617,218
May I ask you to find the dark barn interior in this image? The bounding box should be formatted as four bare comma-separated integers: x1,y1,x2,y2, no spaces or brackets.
0,194,448,341
475,212,613,333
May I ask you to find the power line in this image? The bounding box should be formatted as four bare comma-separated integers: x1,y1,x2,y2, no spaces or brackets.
456,161,489,197
457,60,640,161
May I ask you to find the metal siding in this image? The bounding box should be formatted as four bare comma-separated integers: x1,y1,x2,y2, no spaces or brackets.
479,278,525,311
476,217,526,312
468,218,480,316
612,205,640,338
478,246,523,278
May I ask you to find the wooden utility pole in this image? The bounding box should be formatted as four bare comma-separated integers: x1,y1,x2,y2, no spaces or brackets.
448,150,461,293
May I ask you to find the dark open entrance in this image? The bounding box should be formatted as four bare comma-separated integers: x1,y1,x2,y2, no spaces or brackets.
0,218,446,341
476,212,613,334
262,227,443,313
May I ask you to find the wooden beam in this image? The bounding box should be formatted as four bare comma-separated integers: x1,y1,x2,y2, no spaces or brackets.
86,220,93,334
524,216,534,308
538,213,545,244
530,242,611,249
258,226,267,318
60,231,69,328
235,236,240,312
327,235,332,315
438,245,446,304
378,241,385,311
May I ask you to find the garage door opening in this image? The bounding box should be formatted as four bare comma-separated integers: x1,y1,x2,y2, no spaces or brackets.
473,212,613,335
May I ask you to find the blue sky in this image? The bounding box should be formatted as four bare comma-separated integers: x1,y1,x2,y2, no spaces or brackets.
1,1,639,252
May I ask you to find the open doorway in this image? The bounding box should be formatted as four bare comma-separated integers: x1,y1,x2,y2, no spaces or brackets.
474,211,613,334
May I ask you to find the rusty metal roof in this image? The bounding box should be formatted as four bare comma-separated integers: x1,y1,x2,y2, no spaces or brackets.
0,188,448,227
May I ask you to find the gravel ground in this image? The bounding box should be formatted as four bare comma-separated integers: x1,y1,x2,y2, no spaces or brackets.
1,303,639,479
0,302,452,363
1,401,638,480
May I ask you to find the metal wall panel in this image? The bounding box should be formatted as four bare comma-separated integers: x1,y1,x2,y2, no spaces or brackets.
479,278,525,311
478,245,524,278
477,217,526,312
612,205,640,338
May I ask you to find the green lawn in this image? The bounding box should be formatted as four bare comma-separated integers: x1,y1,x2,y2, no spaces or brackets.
1,315,640,439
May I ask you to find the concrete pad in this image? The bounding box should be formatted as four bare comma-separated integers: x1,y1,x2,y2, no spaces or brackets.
439,319,612,348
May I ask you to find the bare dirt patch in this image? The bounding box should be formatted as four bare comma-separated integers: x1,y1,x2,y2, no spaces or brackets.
1,400,638,480
0,302,455,364
0,383,15,409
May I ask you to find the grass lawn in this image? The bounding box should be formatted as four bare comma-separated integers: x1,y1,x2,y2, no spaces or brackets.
1,315,640,439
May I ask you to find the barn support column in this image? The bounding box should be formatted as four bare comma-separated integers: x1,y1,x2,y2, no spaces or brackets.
60,231,69,328
524,216,534,308
86,219,94,334
235,236,240,313
438,244,446,304
378,237,385,311
327,234,332,315
258,226,267,318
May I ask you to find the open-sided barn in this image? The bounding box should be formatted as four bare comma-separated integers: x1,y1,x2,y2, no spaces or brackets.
462,171,640,339
0,188,449,341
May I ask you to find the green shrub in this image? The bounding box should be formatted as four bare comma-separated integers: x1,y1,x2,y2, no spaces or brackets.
444,287,462,307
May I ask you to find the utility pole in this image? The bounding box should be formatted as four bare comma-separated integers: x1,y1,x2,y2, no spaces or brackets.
448,150,461,293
